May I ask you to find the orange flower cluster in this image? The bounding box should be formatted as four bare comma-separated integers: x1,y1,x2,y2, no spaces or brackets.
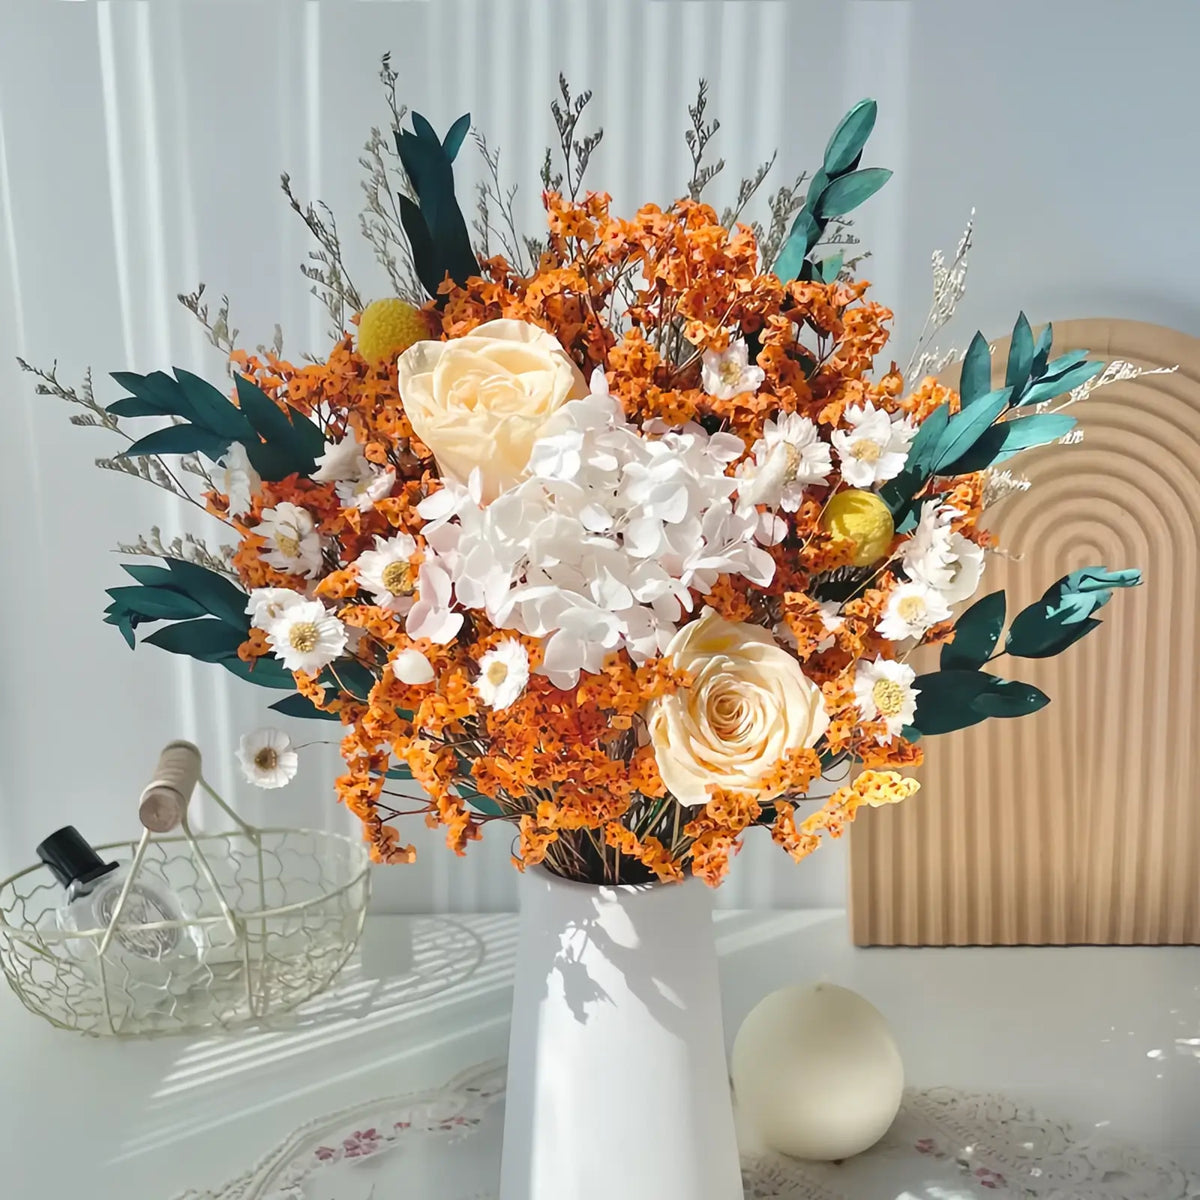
212,186,979,884
772,770,921,862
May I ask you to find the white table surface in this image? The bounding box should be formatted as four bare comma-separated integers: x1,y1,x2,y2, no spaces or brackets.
2,909,1198,1200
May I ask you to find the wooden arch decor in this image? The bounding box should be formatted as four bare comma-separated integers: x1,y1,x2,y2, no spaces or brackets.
850,318,1200,946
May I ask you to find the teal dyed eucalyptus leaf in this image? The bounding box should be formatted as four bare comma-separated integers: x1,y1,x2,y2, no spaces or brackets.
813,167,892,219
940,590,1006,671
823,99,878,175
959,332,992,407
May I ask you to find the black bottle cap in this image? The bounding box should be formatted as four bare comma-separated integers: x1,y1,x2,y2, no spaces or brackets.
36,826,118,891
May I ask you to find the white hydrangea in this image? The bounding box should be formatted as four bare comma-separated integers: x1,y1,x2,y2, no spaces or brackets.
417,388,776,688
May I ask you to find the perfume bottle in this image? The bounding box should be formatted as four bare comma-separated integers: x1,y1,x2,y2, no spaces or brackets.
37,825,202,994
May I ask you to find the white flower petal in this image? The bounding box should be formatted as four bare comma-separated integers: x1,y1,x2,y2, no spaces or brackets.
235,727,299,789
393,648,435,685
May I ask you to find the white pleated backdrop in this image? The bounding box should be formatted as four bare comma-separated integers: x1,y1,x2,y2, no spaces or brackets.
2,0,1199,911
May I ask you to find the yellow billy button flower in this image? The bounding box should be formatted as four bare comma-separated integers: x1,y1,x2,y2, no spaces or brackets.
820,489,895,567
356,298,428,366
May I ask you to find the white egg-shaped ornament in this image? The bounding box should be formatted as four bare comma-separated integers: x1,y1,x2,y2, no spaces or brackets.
731,982,903,1161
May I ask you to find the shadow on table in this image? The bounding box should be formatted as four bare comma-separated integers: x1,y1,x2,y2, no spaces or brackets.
105,914,508,1166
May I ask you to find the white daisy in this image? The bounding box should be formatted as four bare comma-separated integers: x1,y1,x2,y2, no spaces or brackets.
266,600,348,673
876,580,953,642
392,647,435,685
258,502,324,578
336,464,396,513
701,338,766,401
475,639,530,710
245,586,305,630
356,533,420,611
312,435,369,483
739,413,832,512
854,657,919,742
219,442,261,518
235,728,298,789
902,502,986,605
830,402,917,488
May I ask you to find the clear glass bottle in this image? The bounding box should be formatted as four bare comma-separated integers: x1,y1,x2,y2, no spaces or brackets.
37,825,202,1011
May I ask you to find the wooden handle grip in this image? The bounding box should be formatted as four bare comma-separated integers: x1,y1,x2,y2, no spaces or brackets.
138,740,202,833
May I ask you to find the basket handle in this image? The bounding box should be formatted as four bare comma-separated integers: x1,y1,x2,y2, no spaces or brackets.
138,740,201,833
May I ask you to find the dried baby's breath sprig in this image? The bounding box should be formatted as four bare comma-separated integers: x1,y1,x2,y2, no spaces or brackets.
906,210,975,377
548,75,603,200
177,283,240,363
685,79,725,201
17,358,117,432
472,129,538,272
983,468,1032,508
116,527,237,578
1045,359,1178,413
359,125,424,304
280,172,364,340
721,152,777,231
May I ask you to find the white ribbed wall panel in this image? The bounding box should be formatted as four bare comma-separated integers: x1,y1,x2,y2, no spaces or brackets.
3,1,1200,913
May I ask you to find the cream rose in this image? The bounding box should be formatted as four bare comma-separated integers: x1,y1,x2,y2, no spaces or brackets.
396,318,588,502
649,609,830,805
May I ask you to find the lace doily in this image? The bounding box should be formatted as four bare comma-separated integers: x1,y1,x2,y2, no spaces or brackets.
172,1062,1200,1200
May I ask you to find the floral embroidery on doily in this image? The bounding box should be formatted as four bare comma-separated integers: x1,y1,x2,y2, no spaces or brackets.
174,1074,1200,1200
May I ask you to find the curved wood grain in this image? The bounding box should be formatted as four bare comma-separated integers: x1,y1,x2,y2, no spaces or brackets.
850,319,1200,945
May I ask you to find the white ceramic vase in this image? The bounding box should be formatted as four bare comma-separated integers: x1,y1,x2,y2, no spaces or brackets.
499,867,744,1200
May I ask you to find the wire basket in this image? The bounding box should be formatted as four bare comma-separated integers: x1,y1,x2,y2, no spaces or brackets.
0,745,370,1037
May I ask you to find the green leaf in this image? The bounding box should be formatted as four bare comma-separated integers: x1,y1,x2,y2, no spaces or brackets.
879,401,951,522
385,764,415,780
397,125,479,292
319,660,379,702
143,618,245,662
1005,566,1140,657
823,98,878,176
959,332,992,407
911,669,995,735
1030,321,1053,380
972,679,1049,719
1006,614,1102,659
120,563,178,587
411,111,439,144
773,208,822,281
939,412,1076,474
818,252,843,283
1005,312,1034,395
110,370,199,422
269,692,342,720
107,395,165,418
1039,349,1090,380
164,559,251,629
912,668,1049,734
941,590,1006,671
234,375,322,476
108,611,136,649
442,112,471,161
1017,361,1104,408
219,653,296,689
813,167,893,219
174,368,255,442
105,585,209,622
398,193,441,298
931,389,1011,472
122,424,232,461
